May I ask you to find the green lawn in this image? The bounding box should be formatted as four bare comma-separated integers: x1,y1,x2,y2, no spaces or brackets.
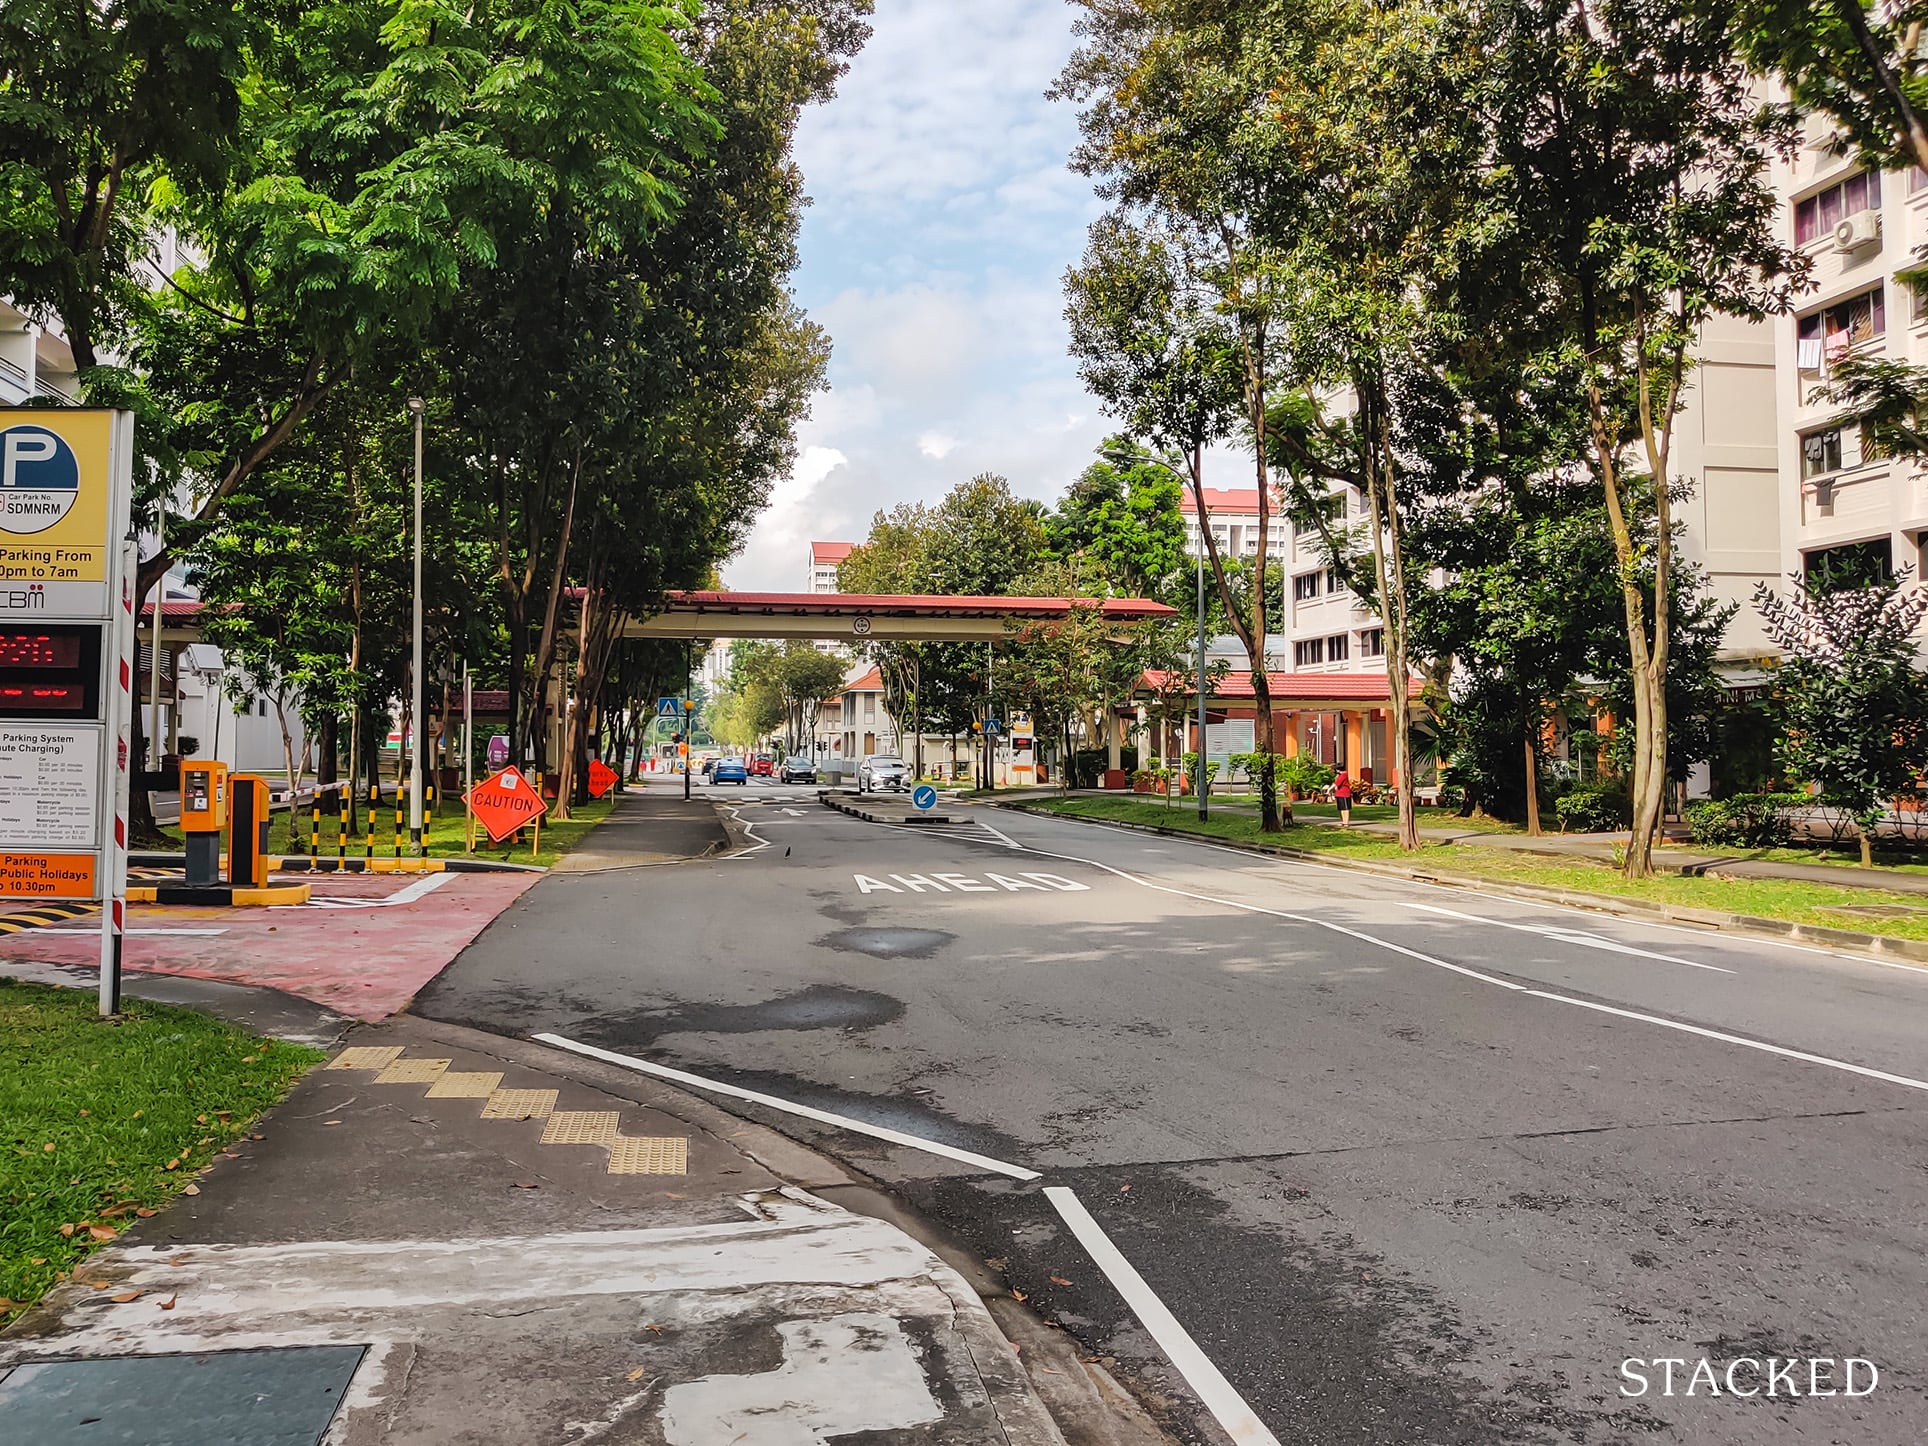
0,980,321,1323
162,795,617,868
1024,796,1928,944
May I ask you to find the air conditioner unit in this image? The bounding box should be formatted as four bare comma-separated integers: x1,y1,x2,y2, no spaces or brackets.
1834,209,1882,252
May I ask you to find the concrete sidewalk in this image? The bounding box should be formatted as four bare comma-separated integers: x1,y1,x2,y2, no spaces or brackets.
551,790,731,871
0,1013,1075,1445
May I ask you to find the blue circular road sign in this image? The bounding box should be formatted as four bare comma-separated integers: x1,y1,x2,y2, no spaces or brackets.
912,784,937,811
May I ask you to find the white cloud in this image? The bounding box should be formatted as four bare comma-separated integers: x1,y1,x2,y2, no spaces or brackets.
725,1,1137,591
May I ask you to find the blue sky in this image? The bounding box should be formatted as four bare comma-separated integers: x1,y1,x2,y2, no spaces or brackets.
724,0,1110,591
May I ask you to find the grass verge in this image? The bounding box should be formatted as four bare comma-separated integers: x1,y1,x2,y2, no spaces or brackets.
1025,796,1928,945
0,980,322,1322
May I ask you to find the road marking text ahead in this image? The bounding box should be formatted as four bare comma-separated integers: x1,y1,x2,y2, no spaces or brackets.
853,872,1089,894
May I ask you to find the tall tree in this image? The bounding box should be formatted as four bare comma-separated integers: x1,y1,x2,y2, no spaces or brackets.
1489,0,1806,875
1756,563,1928,866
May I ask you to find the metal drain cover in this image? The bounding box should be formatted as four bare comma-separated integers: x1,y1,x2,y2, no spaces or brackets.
0,1345,366,1445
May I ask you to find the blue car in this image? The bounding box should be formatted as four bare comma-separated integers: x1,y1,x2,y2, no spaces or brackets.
711,758,749,785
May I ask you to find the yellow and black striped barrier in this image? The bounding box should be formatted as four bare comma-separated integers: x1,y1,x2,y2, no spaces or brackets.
0,901,100,935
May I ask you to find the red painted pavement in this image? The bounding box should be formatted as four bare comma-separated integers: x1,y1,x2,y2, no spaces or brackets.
0,871,540,1021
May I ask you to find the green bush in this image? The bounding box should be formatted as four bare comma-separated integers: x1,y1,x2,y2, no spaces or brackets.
1180,752,1221,793
1553,783,1631,833
1281,754,1336,796
1684,792,1809,848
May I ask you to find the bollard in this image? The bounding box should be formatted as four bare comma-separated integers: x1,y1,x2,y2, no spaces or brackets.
310,795,321,858
336,787,347,865
365,782,377,861
393,791,404,858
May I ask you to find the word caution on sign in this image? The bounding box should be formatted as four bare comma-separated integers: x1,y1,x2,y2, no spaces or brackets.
465,765,548,842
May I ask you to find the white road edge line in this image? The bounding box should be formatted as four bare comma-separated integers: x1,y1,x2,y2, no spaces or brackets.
937,815,1928,1097
1521,991,1928,1093
303,873,454,909
1396,900,1734,974
986,804,1928,975
721,803,771,859
36,928,228,936
1044,1186,1282,1446
531,1032,1041,1181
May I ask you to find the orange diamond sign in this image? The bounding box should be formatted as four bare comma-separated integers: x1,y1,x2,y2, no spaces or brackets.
587,759,618,798
466,765,547,842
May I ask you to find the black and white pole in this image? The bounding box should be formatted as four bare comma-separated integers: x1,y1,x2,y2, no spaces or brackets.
100,538,138,1016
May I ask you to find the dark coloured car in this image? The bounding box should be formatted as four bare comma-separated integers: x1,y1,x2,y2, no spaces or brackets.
711,758,749,785
781,755,817,784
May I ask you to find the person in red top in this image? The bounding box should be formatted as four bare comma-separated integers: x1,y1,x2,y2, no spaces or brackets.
1333,767,1352,828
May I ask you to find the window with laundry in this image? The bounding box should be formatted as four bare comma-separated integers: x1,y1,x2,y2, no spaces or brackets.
1794,170,1882,244
1801,420,1879,479
1796,285,1885,371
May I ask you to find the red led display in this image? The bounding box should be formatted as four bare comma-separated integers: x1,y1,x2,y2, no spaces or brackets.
0,684,82,712
0,631,84,669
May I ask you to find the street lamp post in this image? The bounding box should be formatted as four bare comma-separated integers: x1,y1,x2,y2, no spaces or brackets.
1196,543,1208,822
407,397,426,853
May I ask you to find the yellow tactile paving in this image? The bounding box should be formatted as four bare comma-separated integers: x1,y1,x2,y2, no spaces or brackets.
326,1046,406,1072
373,1057,452,1085
480,1088,559,1120
425,1071,503,1099
539,1111,622,1146
606,1136,688,1176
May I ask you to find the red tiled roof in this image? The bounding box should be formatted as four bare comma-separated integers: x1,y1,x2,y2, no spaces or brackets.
137,598,204,621
1177,488,1263,515
810,542,855,564
661,591,1176,621
1141,669,1424,703
843,666,883,692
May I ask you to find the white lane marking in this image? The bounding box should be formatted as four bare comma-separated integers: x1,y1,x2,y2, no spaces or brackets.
532,1032,1041,1181
721,803,771,859
1521,991,1928,1094
976,818,1022,850
1045,1186,1281,1446
1396,901,1734,974
1008,808,1928,976
783,808,806,817
36,928,228,936
303,874,453,909
983,821,1928,1098
936,831,1530,991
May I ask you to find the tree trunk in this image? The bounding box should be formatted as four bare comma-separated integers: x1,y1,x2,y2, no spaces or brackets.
1861,824,1874,868
1523,727,1542,836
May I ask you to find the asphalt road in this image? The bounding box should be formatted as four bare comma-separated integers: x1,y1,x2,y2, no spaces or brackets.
415,787,1928,1445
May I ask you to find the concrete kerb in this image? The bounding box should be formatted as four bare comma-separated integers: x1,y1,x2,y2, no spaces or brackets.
990,801,1928,968
817,788,953,826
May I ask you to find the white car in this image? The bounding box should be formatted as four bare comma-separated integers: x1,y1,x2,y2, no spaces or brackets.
858,755,908,793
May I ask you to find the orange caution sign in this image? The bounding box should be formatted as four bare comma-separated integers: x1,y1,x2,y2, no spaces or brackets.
587,759,618,799
464,765,548,843
1,852,96,898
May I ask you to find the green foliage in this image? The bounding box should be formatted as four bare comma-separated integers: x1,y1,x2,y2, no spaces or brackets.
1683,793,1811,849
1047,438,1188,601
0,979,320,1324
1756,569,1928,854
1279,754,1336,797
1553,784,1633,835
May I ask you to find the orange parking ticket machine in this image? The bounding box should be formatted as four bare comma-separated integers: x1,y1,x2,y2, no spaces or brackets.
180,760,228,885
228,774,272,888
